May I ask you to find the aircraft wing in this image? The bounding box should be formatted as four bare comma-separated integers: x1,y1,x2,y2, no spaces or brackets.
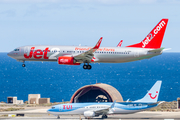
92,101,116,115
73,37,102,63
93,108,110,115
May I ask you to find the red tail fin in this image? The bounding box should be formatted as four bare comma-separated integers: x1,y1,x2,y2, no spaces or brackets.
126,19,168,49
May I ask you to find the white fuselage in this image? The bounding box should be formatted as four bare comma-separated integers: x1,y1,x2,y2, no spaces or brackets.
7,45,162,63
47,102,158,116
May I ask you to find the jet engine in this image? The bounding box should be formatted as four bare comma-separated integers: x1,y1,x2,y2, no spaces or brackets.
84,111,95,118
57,56,80,65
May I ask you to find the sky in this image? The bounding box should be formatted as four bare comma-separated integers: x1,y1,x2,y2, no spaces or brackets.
0,0,180,52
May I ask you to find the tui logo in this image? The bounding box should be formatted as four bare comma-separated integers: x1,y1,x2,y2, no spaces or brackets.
148,91,158,99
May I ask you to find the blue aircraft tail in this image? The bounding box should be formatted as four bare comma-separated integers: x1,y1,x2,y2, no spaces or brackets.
134,81,162,103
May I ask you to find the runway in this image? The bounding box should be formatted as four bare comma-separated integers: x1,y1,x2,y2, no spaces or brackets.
0,107,180,120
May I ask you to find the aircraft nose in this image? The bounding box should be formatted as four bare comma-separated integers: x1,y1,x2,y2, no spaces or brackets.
7,52,11,57
7,51,14,58
47,109,52,113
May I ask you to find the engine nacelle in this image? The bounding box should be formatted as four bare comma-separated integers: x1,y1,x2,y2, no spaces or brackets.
57,56,80,65
84,111,95,118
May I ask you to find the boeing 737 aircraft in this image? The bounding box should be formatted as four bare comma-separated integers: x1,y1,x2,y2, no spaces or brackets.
7,19,168,69
47,81,162,119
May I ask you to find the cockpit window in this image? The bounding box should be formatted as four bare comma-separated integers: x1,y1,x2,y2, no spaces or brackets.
52,107,55,109
14,49,19,51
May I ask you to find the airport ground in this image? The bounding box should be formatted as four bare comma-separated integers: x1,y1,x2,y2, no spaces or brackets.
0,106,180,120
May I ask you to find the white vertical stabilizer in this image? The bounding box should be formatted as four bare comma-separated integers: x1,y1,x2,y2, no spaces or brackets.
134,81,162,103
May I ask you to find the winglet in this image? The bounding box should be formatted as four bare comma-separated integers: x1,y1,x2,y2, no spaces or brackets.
117,40,123,47
111,100,116,108
108,100,116,114
93,37,103,49
126,99,130,102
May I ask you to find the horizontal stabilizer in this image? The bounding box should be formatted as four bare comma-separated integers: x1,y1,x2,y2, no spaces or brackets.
158,101,165,105
148,48,164,52
162,48,171,51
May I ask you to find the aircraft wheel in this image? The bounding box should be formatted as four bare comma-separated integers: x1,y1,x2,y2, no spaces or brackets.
22,64,25,67
83,65,87,69
102,114,107,119
57,115,60,119
87,65,92,70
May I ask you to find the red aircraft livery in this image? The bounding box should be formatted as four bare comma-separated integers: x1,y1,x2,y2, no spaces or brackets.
24,47,50,59
7,19,169,70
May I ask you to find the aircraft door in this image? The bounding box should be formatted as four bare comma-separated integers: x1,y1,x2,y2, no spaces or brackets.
134,51,139,57
24,47,29,55
59,105,62,111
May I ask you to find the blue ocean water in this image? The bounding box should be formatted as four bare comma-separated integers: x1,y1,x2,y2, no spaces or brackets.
0,53,180,103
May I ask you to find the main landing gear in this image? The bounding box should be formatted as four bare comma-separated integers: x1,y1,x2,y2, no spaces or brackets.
83,63,92,70
102,114,108,119
57,115,60,119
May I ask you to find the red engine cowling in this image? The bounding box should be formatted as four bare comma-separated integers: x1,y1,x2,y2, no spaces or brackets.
57,56,80,65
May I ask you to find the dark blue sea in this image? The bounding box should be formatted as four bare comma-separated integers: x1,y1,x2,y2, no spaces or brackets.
0,53,180,103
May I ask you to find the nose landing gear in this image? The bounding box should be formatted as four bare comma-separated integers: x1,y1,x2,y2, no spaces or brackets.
83,63,92,70
22,64,25,67
22,61,25,67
